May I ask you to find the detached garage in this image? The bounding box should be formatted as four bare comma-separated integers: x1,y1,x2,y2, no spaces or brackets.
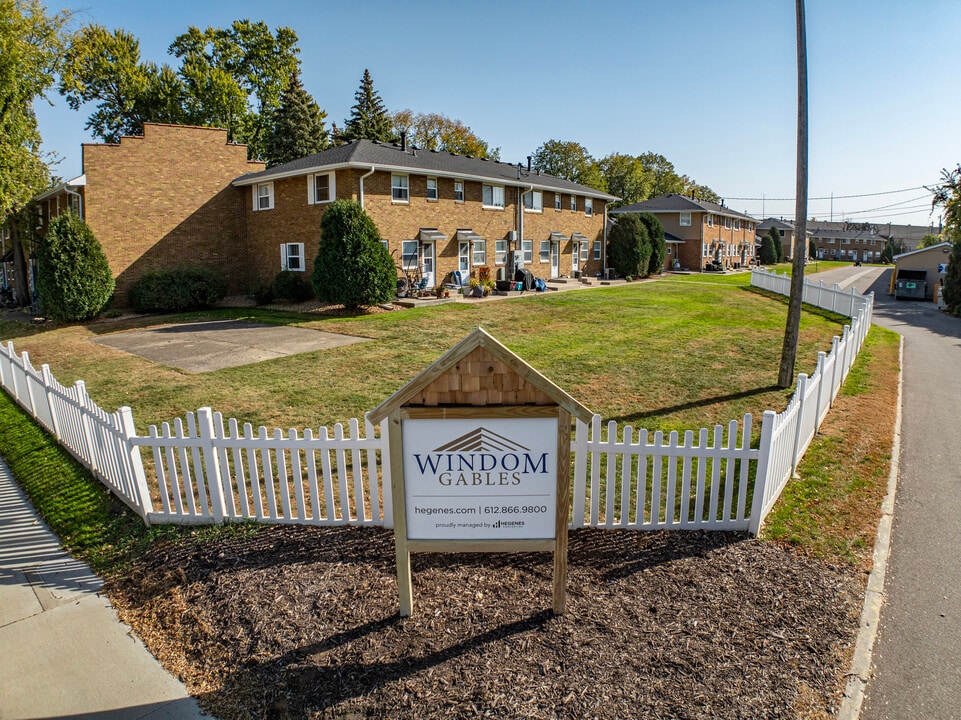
891,242,953,301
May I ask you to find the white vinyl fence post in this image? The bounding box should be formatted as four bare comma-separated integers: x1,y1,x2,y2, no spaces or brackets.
197,407,226,523
118,406,153,524
814,352,827,427
790,374,808,476
20,351,38,416
74,380,99,475
40,365,62,442
748,410,777,535
830,336,842,405
379,419,393,528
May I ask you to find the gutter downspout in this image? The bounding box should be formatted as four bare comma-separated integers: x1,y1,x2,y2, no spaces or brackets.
603,202,608,277
359,166,376,210
517,184,534,273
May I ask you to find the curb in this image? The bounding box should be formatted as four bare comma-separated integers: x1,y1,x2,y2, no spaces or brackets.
837,335,904,720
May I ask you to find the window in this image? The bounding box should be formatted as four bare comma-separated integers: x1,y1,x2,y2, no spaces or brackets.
522,239,533,264
679,212,691,227
309,172,335,204
495,239,507,264
523,190,543,212
593,241,601,261
570,195,577,212
734,219,740,230
454,180,465,203
458,241,470,272
702,242,710,258
706,214,713,227
540,240,550,263
427,177,438,201
380,240,389,253
555,193,562,211
392,174,409,202
253,182,274,211
69,193,81,216
482,184,505,208
779,229,785,237
280,242,304,271
402,240,419,270
724,217,732,229
585,198,593,217
472,239,486,265
580,242,588,262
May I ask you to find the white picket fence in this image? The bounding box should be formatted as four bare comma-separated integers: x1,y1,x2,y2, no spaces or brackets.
0,268,872,534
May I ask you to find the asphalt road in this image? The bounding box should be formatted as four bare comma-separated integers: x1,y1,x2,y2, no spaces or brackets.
806,265,961,719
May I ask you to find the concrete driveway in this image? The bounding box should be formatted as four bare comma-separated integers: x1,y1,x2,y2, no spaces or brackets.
93,319,369,373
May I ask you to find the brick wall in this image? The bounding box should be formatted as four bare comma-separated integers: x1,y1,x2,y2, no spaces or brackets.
82,123,262,303
243,169,608,289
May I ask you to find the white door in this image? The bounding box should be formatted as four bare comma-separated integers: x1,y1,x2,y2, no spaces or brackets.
421,242,434,287
550,243,560,278
458,241,470,274
572,241,580,275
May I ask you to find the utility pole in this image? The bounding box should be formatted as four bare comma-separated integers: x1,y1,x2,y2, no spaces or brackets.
778,0,808,389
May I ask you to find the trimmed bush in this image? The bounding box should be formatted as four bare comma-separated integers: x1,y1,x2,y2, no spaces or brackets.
128,267,227,312
34,214,114,320
272,270,314,302
608,213,653,278
312,200,395,309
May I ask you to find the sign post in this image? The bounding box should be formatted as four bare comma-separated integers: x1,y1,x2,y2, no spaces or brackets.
368,328,591,617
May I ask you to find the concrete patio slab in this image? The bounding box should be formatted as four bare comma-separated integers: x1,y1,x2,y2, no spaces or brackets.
93,319,369,373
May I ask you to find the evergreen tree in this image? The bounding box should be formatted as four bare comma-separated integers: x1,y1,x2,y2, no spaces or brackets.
608,214,653,278
35,213,114,320
340,69,393,143
312,200,395,309
263,72,328,167
768,226,784,263
637,212,666,275
760,233,778,265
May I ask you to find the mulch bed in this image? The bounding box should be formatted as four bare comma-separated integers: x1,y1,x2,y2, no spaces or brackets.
107,526,861,720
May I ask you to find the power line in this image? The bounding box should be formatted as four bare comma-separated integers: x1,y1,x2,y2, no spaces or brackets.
725,184,940,202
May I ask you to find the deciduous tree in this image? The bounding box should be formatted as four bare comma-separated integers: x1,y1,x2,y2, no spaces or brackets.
597,153,651,208
532,140,606,192
933,166,961,315
391,110,499,159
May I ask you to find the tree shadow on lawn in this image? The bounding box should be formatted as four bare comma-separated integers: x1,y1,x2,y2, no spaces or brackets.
610,385,782,425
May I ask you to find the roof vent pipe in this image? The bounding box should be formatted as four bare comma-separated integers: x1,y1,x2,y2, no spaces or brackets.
400,132,407,152
517,163,522,180
527,156,532,172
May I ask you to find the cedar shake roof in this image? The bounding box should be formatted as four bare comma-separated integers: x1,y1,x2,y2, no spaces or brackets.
610,193,755,222
232,139,617,201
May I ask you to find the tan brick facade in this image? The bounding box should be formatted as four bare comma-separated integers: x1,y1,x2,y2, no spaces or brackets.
80,124,262,303
243,170,607,290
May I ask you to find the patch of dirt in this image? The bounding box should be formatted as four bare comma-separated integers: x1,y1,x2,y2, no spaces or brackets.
108,527,860,719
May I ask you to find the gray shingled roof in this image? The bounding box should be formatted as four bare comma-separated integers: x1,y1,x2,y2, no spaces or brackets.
610,193,755,222
756,217,795,231
232,139,617,201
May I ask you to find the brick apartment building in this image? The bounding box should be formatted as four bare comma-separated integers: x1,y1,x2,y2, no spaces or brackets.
610,194,757,271
233,137,615,289
16,123,614,304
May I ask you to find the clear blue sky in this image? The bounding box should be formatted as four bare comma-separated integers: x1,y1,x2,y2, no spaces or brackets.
34,0,961,230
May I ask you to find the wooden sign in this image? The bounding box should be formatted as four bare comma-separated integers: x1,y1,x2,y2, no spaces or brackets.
368,328,592,617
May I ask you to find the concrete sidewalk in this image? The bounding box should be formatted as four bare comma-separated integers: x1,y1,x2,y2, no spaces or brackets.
0,457,207,720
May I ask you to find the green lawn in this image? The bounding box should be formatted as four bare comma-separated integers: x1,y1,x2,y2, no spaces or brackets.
0,276,847,440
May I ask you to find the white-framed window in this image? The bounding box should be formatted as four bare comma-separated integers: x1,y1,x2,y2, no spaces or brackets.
666,244,672,256
523,190,543,212
380,240,389,253
522,239,533,264
281,242,304,271
555,192,562,211
540,240,550,263
702,242,710,258
570,195,577,212
426,177,438,201
253,182,274,211
679,212,691,227
454,180,465,203
402,239,419,269
69,193,81,216
580,241,588,262
309,172,335,204
593,241,601,261
495,239,507,264
472,239,486,265
724,217,732,229
585,198,593,217
706,214,713,227
826,238,835,244
482,184,505,208
392,174,409,203
734,219,740,230
842,238,851,245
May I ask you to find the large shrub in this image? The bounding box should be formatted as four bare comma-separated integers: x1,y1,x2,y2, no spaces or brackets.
637,212,666,275
34,213,114,321
128,267,227,312
272,270,314,302
312,200,395,309
760,232,779,265
608,213,653,278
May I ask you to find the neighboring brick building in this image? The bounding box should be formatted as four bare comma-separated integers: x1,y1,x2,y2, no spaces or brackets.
756,218,799,259
610,194,757,271
233,138,615,289
810,226,885,262
28,123,263,303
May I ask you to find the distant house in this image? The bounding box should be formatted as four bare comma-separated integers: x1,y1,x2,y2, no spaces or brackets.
233,138,615,288
756,218,797,259
610,194,757,271
892,241,953,301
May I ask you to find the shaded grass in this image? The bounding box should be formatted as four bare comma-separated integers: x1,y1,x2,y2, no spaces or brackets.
761,326,901,567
